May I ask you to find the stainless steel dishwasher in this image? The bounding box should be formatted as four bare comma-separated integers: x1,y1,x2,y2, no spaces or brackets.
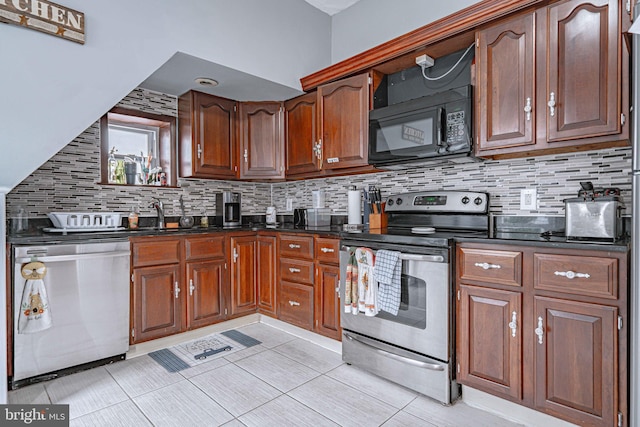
12,240,130,388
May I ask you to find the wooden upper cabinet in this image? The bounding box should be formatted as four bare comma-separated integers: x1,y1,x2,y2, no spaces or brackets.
179,91,238,179
239,102,284,179
476,0,626,158
318,73,370,170
542,0,620,142
285,92,319,177
476,12,535,151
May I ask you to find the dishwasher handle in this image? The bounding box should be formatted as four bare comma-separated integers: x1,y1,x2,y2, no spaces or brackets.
16,250,131,264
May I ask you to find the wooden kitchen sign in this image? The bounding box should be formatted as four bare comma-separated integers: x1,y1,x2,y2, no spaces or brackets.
0,0,84,44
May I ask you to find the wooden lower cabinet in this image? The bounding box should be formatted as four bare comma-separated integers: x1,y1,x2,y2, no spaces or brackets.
534,296,617,426
314,263,341,340
257,234,277,316
131,234,228,344
186,259,226,329
457,284,522,400
456,243,628,427
132,263,182,343
229,235,257,316
279,280,314,330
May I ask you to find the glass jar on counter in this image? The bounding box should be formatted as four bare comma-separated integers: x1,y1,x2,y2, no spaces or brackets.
128,208,139,229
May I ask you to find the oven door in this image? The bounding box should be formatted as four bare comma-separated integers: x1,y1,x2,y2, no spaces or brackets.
339,242,450,361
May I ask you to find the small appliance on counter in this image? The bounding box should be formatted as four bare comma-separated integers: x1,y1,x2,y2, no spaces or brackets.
564,182,625,243
293,208,307,227
266,206,277,225
215,191,241,228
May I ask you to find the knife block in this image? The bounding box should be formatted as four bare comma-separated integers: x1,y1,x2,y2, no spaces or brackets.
368,213,388,230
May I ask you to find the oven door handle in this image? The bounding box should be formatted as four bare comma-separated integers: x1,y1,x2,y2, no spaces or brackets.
344,333,445,371
398,253,444,263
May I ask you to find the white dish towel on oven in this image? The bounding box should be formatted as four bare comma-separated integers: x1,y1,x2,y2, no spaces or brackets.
355,247,378,316
374,249,402,315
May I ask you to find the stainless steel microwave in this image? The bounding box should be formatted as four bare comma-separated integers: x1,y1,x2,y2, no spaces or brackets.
368,85,474,168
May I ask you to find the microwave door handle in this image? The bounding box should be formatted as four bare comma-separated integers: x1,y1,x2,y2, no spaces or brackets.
436,107,447,152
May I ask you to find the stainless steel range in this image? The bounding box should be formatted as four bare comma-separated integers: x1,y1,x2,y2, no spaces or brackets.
339,190,489,404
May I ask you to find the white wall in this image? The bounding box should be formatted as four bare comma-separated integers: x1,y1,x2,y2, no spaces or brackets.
0,0,330,191
330,0,478,63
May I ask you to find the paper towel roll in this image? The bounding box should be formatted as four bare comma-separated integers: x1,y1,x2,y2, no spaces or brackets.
348,189,362,224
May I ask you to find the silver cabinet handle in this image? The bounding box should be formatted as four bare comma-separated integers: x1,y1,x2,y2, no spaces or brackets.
535,316,544,344
289,267,301,273
243,148,248,163
233,247,239,263
554,270,590,280
197,143,202,159
335,286,340,294
189,279,195,296
524,97,532,121
174,281,180,299
288,300,300,307
474,262,501,270
547,92,556,117
288,243,301,249
508,311,517,338
320,247,335,253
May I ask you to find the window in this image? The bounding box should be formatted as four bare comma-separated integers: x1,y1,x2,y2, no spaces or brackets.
100,107,177,187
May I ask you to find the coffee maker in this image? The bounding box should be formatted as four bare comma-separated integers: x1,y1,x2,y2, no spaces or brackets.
215,192,241,228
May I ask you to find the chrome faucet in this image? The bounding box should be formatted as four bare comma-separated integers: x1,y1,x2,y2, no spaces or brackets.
149,198,165,228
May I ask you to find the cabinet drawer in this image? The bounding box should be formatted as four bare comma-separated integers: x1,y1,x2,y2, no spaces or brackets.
279,281,313,330
315,237,340,265
279,235,314,260
280,258,314,285
185,235,225,260
132,238,181,267
534,253,618,299
458,247,522,287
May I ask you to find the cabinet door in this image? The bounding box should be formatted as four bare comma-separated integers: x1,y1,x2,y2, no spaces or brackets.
186,259,226,329
230,236,257,316
257,234,277,316
179,91,237,179
314,263,341,340
285,93,319,176
132,264,182,343
458,284,522,400
542,0,620,142
533,296,617,426
318,73,369,169
239,102,284,179
476,13,535,152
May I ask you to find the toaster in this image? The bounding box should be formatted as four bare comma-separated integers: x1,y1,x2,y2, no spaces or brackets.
564,195,625,242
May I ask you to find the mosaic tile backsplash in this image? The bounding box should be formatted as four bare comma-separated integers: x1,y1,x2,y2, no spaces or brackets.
6,87,633,222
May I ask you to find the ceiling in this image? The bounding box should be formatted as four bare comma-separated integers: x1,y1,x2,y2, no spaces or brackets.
138,0,361,101
304,0,360,15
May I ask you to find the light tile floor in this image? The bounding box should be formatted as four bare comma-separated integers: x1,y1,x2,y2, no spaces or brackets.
9,323,524,427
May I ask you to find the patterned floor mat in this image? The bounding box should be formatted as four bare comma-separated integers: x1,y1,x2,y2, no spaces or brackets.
149,329,262,373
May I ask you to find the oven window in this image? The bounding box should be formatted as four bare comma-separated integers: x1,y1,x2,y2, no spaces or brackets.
375,269,426,329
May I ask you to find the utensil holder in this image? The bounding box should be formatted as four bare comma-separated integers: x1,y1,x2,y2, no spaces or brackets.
368,213,388,229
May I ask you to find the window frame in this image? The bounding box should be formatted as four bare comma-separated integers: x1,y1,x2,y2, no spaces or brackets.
100,107,177,187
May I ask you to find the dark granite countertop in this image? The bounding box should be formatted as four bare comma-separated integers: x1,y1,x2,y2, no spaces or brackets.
455,232,630,252
7,220,342,245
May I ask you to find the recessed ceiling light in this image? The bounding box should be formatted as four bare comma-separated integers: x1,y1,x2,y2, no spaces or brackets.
195,77,218,87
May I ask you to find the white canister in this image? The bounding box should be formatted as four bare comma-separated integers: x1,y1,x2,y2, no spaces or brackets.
312,190,325,208
266,206,277,224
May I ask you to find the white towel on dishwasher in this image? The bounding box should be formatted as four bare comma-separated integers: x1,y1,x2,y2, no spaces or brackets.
18,262,53,334
374,250,401,315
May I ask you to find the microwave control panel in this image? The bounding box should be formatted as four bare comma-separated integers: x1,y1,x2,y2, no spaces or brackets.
446,110,467,144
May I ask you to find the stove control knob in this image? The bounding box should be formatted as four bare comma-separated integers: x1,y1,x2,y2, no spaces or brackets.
461,196,470,204
474,197,484,206
396,198,403,205
387,199,394,206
